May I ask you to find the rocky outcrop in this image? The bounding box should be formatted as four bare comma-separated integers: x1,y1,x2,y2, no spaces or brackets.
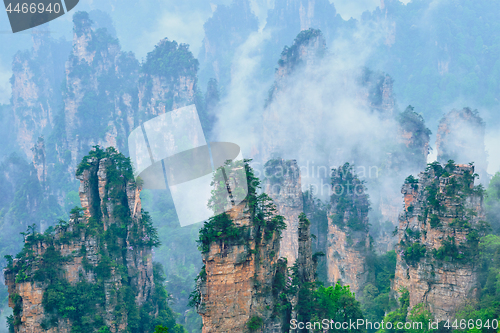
31,136,46,183
139,38,198,119
296,213,316,284
196,200,283,333
197,0,258,92
261,29,326,162
4,147,164,333
11,29,70,160
372,105,431,252
393,162,485,321
62,12,140,175
436,108,488,183
194,162,290,333
262,0,339,74
264,159,303,266
326,163,371,297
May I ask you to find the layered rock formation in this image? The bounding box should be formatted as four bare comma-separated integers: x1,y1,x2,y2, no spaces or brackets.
372,105,432,253
196,200,283,333
4,147,172,333
393,162,485,321
436,108,488,183
326,163,371,297
197,0,258,92
62,11,140,174
11,29,70,160
194,161,324,332
263,159,303,266
261,28,327,162
139,38,198,118
193,162,290,332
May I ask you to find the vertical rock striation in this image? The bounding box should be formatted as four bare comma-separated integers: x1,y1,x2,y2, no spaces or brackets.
11,29,70,160
4,147,169,333
62,12,140,175
263,159,303,266
194,162,288,333
326,163,371,297
138,37,198,118
197,0,259,92
393,162,485,321
436,108,488,183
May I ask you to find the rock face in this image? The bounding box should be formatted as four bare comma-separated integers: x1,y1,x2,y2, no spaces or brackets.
194,161,323,332
4,147,164,333
10,11,201,185
139,38,198,118
62,12,140,175
197,0,258,92
393,162,485,321
372,105,432,253
326,163,371,297
196,200,284,333
11,29,70,160
261,29,326,163
436,108,488,183
263,159,303,266
32,136,46,183
296,213,316,285
194,162,291,333
262,0,339,75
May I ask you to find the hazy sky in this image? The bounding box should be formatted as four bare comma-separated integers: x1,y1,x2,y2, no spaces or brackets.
0,0,411,104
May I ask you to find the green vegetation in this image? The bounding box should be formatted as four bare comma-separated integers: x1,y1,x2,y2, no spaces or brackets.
377,290,435,333
279,28,324,68
485,172,500,234
197,159,286,253
142,39,198,79
361,251,398,329
402,241,426,266
246,316,264,331
5,148,186,333
453,237,500,333
330,163,370,233
399,161,487,267
309,283,364,332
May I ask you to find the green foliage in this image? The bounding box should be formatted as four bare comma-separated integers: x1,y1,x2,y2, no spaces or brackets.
154,326,169,333
401,241,426,266
330,163,370,233
246,316,264,331
361,251,398,329
309,283,364,332
198,160,285,252
451,234,500,333
142,39,198,79
405,175,418,184
4,147,186,332
280,28,324,67
197,212,245,253
429,214,441,228
486,172,500,234
377,289,412,333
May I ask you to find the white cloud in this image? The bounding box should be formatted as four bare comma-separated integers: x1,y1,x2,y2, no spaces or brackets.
0,57,12,105
485,130,500,175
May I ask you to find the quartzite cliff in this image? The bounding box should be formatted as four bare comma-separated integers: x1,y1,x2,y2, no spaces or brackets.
4,147,175,333
393,162,485,321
